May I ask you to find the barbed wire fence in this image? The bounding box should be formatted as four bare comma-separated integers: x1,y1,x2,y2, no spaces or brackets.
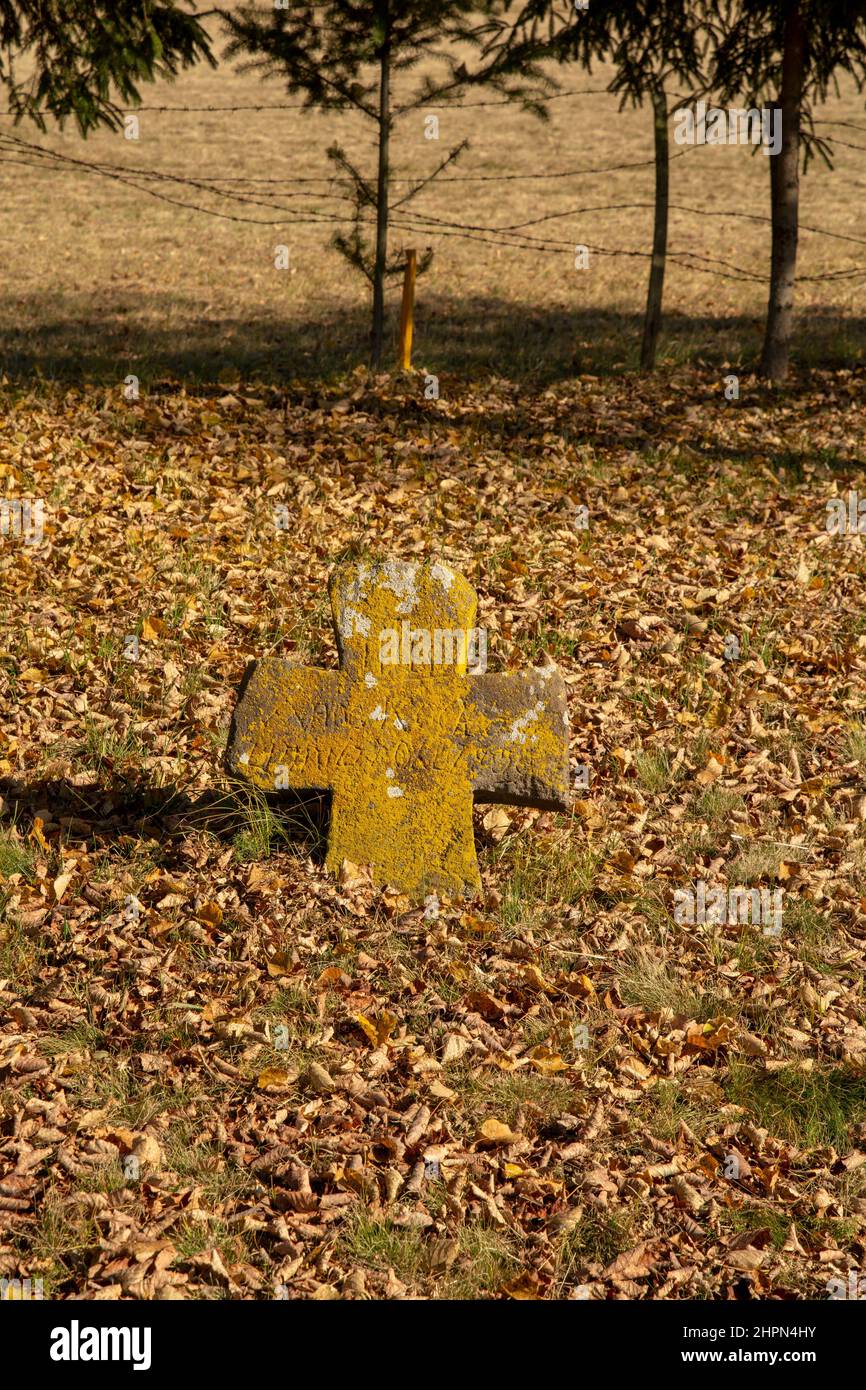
2,90,865,311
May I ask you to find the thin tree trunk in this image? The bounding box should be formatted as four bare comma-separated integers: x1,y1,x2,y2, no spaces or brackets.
371,13,391,370
640,83,668,371
761,0,804,383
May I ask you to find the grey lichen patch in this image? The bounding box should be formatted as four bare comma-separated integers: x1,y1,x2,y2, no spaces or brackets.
339,605,371,639
431,561,455,591
508,701,546,745
379,558,420,614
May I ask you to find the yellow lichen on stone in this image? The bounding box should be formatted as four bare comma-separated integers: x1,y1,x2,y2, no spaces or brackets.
226,558,570,899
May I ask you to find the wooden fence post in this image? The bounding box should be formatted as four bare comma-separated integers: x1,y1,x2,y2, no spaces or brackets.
399,248,417,370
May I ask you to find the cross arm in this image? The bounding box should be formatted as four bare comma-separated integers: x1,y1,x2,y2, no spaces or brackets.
225,658,345,792
466,664,571,810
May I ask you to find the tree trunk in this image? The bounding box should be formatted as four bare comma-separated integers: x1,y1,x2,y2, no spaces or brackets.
761,0,804,383
640,83,669,372
370,15,391,370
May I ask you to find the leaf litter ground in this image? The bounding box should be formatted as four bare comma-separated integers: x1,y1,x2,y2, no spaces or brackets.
1,366,865,1300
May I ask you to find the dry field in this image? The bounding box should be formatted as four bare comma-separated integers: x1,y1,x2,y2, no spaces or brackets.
1,11,866,1307
0,12,864,381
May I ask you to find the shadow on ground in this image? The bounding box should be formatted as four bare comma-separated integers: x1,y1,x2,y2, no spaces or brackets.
0,776,329,863
2,290,864,387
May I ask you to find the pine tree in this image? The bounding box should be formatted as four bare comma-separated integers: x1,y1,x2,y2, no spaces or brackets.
487,2,707,372
222,1,553,368
0,2,216,134
711,0,866,382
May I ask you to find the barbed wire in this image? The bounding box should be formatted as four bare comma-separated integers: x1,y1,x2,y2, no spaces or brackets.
122,86,612,113
386,211,775,281
0,139,689,188
420,148,691,183
0,86,612,119
0,132,353,222
6,123,863,197
427,193,866,248
1,102,864,289
1,134,774,281
392,207,770,279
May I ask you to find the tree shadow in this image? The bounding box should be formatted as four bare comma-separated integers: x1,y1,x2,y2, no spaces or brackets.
0,774,330,865
1,290,864,388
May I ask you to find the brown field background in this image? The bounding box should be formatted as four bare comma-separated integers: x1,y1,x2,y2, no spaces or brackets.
0,12,865,383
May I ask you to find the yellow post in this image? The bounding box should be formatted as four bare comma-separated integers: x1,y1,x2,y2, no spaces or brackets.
399,248,417,370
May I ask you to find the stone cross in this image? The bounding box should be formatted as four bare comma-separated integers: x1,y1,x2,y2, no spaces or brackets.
226,558,570,899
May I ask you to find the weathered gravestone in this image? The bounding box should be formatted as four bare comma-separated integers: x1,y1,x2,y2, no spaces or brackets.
226,558,570,898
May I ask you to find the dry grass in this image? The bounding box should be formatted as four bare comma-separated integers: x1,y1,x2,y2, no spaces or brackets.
1,10,864,383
